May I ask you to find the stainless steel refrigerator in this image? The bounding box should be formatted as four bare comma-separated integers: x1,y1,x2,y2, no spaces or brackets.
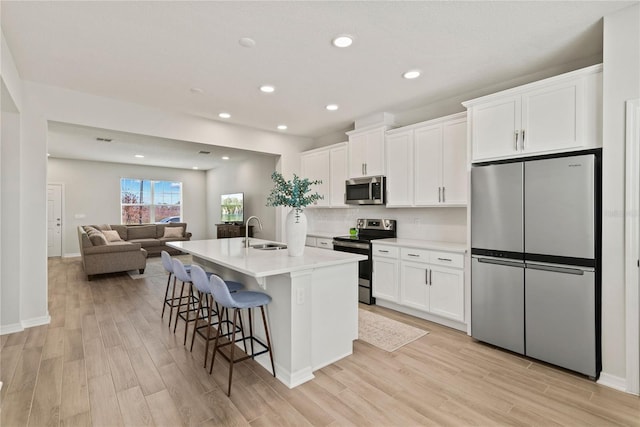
471,151,601,378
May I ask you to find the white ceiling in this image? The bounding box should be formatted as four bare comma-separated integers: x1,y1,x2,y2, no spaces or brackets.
1,1,634,169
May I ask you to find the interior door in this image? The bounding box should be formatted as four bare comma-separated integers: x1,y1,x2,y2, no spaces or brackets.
47,184,62,257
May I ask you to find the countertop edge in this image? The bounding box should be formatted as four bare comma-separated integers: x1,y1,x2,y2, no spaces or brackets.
372,238,467,253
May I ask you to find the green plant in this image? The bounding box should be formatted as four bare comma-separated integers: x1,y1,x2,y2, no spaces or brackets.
266,172,323,219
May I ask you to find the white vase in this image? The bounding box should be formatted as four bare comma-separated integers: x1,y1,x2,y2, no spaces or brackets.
285,208,307,257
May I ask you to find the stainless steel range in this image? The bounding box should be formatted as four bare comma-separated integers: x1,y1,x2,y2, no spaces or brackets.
333,218,397,304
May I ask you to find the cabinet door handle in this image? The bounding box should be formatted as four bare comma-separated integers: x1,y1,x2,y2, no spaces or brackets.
437,257,452,262
442,187,446,203
378,249,389,253
361,163,364,175
425,269,429,285
438,187,442,203
364,163,367,176
407,253,420,257
522,129,526,150
514,131,520,150
429,269,432,285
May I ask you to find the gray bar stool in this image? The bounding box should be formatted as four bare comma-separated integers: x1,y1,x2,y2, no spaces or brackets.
207,274,276,396
160,250,191,327
173,259,244,347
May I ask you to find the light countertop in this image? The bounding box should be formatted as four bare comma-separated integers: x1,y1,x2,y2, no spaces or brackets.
307,231,340,239
372,238,467,253
167,238,366,278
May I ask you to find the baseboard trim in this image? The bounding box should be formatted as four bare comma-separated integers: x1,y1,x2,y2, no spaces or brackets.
597,372,627,392
63,252,81,258
0,323,24,335
21,315,51,329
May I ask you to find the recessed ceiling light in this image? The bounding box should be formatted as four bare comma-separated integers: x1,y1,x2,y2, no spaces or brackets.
221,156,230,160
190,87,204,94
277,125,288,130
218,112,231,119
402,70,421,79
47,153,51,157
325,104,339,111
239,37,256,48
134,154,145,158
332,35,353,48
260,85,275,93
192,166,199,170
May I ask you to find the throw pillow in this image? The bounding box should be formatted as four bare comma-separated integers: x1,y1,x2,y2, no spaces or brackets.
102,230,122,242
96,224,112,231
89,232,108,246
163,226,184,238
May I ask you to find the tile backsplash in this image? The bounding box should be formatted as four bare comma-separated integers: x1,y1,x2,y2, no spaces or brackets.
305,206,467,243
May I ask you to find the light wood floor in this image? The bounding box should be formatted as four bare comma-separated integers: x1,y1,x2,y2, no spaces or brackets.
1,257,639,426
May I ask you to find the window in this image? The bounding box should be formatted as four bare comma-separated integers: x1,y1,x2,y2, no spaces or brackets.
120,178,182,224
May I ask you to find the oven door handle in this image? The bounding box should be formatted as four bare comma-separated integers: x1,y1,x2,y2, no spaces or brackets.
332,240,369,251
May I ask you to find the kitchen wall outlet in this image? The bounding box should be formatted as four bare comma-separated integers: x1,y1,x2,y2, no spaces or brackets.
74,213,86,219
296,287,304,305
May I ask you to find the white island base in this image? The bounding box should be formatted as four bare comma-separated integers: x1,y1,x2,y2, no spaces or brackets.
168,239,365,388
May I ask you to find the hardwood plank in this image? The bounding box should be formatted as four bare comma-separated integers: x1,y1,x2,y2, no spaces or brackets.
28,356,63,427
60,411,92,427
126,345,165,396
41,326,65,360
1,346,43,427
84,337,111,379
145,389,184,427
87,373,124,427
63,328,84,362
98,318,122,348
115,318,144,350
0,343,23,402
116,386,155,426
24,325,49,349
60,358,90,420
106,345,139,392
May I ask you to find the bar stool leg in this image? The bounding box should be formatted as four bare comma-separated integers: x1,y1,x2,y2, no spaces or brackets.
161,273,172,318
189,290,203,351
260,306,276,377
167,276,178,328
227,308,239,396
173,280,187,333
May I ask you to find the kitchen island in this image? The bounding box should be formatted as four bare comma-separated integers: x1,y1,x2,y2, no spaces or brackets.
167,238,366,388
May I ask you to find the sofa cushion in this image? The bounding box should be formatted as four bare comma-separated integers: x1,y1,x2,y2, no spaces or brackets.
88,231,108,246
128,238,163,247
127,225,157,240
156,223,187,238
95,224,112,231
163,226,184,238
110,225,128,240
103,230,122,242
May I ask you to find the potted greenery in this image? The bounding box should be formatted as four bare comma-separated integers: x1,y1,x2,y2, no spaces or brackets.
266,171,323,256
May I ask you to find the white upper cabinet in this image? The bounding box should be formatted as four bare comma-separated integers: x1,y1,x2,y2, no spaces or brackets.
386,112,467,207
346,125,388,178
300,142,348,208
329,144,348,207
464,64,602,163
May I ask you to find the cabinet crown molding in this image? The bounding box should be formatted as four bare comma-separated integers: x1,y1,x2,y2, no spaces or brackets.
386,112,467,135
462,63,602,108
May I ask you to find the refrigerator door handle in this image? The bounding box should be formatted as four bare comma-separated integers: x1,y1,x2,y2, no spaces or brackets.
525,262,589,276
476,257,524,268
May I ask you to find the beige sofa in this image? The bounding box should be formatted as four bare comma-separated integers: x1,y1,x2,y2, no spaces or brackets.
78,223,192,280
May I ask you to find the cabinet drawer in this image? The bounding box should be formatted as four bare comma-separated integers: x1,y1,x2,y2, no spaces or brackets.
401,248,430,262
429,251,464,269
372,245,399,258
316,238,333,250
305,236,317,247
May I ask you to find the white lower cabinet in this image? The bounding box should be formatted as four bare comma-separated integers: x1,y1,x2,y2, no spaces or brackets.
372,246,400,302
373,243,465,324
305,236,333,249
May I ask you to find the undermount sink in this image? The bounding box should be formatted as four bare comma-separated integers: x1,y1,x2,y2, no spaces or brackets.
251,243,288,251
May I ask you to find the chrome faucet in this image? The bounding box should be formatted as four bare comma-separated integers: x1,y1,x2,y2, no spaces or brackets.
245,216,263,248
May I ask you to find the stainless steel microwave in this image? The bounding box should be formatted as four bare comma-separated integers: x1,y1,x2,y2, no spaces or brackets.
345,176,386,205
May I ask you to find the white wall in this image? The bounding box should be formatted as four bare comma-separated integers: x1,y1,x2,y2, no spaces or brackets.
306,207,467,243
601,3,640,386
205,154,278,241
47,158,208,256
